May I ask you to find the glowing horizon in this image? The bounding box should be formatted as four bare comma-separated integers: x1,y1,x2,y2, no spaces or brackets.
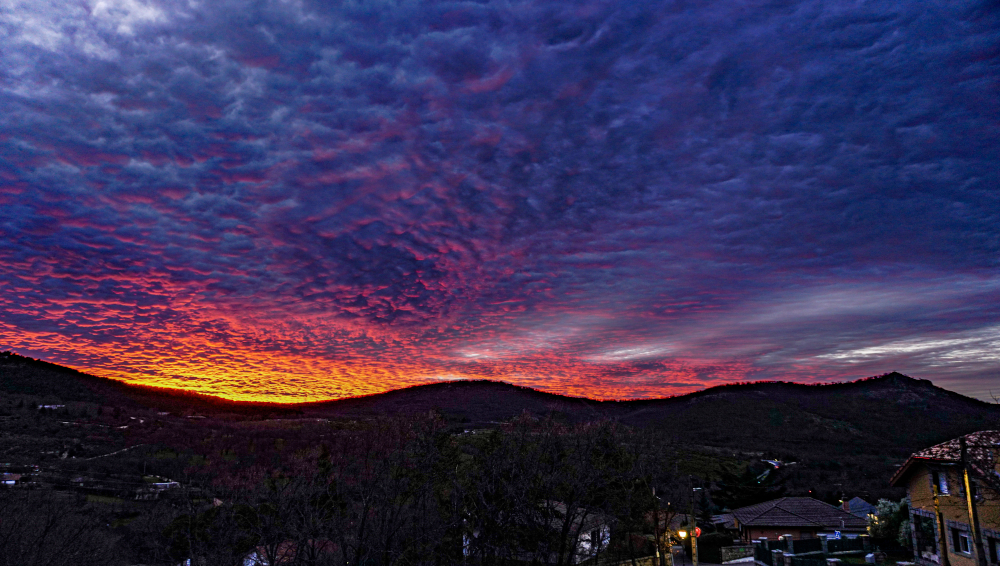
0,349,954,405
2,0,999,403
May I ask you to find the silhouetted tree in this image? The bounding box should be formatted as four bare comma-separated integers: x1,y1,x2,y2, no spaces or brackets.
0,491,121,566
712,462,785,510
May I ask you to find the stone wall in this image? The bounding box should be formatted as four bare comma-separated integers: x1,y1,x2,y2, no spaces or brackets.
722,545,754,562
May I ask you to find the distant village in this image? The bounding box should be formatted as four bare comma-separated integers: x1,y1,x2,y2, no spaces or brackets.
3,354,999,566
3,421,999,566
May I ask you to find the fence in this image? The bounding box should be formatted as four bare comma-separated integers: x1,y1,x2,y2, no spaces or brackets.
762,539,786,552
827,537,865,554
754,543,773,566
794,539,823,554
752,536,869,566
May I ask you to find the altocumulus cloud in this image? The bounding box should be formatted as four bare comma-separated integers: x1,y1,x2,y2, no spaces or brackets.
1,0,998,401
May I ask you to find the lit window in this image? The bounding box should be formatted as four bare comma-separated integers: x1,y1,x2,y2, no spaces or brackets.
933,471,950,495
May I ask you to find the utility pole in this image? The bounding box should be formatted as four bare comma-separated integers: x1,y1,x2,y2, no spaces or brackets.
931,482,950,566
690,484,701,566
960,437,987,566
654,486,663,566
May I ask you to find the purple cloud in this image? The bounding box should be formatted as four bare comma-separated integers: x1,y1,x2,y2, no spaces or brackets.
1,0,998,401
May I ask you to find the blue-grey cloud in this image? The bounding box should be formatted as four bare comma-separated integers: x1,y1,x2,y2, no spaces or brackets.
0,0,998,401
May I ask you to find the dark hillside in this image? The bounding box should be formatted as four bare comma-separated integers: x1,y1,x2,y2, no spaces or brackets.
4,352,997,448
297,379,607,423
4,352,996,447
3,351,999,500
0,352,296,417
615,374,999,454
300,373,1000,500
608,375,1000,500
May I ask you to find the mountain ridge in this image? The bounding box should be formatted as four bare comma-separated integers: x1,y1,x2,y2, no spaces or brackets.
3,351,999,500
1,350,992,414
3,351,996,450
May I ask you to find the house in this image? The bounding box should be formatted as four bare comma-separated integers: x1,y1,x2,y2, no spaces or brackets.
712,513,737,531
730,497,868,541
889,430,1000,566
243,540,337,566
843,497,878,520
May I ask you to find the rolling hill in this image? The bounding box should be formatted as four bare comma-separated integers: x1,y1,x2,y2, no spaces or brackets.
3,350,998,500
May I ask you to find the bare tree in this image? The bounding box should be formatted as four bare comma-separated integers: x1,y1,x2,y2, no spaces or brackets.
315,414,456,566
458,416,680,566
0,491,121,566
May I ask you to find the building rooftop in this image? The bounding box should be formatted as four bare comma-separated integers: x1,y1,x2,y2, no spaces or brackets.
889,430,1000,487
731,497,868,529
844,497,877,518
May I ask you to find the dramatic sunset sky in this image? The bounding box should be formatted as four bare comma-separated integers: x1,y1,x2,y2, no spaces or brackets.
1,0,998,402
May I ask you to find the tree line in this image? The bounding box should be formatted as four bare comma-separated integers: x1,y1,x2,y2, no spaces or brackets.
1,413,702,566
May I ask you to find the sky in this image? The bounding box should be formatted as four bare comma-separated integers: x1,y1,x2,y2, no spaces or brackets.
1,0,998,403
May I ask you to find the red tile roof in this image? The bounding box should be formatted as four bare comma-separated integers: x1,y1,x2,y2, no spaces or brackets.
889,430,1000,487
731,497,868,529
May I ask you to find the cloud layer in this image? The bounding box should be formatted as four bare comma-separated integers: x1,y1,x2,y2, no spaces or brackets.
2,0,998,401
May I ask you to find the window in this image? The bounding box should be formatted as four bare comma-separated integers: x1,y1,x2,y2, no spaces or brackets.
952,529,970,554
933,471,950,495
589,530,601,555
988,536,999,564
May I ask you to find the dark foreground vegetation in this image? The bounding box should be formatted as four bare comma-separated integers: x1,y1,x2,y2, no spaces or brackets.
2,414,721,566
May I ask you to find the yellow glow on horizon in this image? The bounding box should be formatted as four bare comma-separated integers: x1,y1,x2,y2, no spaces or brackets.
0,318,715,404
